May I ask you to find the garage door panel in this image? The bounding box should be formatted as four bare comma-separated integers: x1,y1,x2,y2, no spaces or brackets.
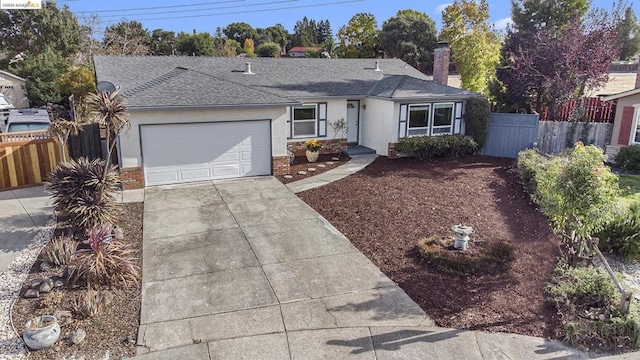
141,121,271,186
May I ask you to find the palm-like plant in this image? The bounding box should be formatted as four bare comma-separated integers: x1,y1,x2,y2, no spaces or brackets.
49,119,82,161
86,89,130,178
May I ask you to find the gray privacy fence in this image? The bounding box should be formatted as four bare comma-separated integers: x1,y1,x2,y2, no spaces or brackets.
480,113,539,158
536,121,612,155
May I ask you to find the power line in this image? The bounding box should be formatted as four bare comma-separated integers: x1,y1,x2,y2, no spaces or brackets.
74,0,244,14
97,0,298,18
113,0,364,22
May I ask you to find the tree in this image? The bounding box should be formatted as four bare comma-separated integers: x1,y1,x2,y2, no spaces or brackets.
616,7,640,60
176,31,215,56
440,0,501,96
243,38,255,56
292,17,319,47
337,13,380,58
49,120,81,162
77,13,104,65
256,42,281,57
103,21,151,56
10,46,68,106
498,11,620,115
264,24,289,52
223,22,257,45
56,66,96,100
511,0,590,34
150,29,176,56
0,1,82,58
379,10,437,71
322,38,338,58
317,20,333,44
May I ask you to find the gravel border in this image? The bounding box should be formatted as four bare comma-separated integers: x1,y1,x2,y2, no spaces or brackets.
602,255,640,301
0,216,56,360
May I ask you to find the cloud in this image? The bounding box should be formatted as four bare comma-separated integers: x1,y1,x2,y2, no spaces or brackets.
493,17,513,30
435,3,452,13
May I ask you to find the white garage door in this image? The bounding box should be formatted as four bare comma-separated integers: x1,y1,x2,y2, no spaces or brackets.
141,121,271,186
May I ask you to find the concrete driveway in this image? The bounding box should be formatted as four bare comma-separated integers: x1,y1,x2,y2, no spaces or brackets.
136,177,586,360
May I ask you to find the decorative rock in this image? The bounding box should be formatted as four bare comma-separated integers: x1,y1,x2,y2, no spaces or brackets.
31,278,46,289
67,328,86,345
98,290,114,306
283,175,293,179
113,226,124,241
317,164,326,168
297,171,307,175
39,279,54,293
326,162,334,165
307,168,316,172
54,310,73,327
24,289,39,298
39,262,52,272
53,280,64,288
332,157,340,161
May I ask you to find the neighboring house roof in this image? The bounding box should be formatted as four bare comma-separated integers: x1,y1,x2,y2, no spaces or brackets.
93,56,474,109
0,70,26,82
600,87,640,101
288,47,322,53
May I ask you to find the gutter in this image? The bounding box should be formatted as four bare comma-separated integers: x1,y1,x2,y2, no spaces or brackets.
127,102,299,112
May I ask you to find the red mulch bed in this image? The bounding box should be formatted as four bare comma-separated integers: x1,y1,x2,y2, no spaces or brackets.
12,203,143,359
298,155,562,338
277,153,350,184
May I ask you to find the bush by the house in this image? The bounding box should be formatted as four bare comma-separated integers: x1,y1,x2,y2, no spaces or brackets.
615,145,640,171
516,149,548,190
548,264,640,350
464,96,491,149
594,203,640,261
395,135,478,160
45,157,121,233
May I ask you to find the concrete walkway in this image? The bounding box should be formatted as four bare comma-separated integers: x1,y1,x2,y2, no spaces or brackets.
135,178,598,359
286,154,378,193
0,186,53,274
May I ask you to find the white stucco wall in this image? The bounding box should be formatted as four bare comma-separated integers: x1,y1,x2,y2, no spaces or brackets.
287,98,349,141
119,106,288,168
360,98,396,155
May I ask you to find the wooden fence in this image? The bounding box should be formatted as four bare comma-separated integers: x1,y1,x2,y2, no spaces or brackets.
539,97,616,123
481,113,539,158
537,121,612,155
0,129,50,142
0,137,64,190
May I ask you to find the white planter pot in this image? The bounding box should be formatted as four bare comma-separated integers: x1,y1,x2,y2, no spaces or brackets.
23,315,60,350
306,150,319,163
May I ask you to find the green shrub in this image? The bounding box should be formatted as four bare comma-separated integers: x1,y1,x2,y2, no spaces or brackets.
464,96,491,148
548,264,640,350
395,135,478,160
594,203,640,261
616,145,640,171
516,149,547,189
45,157,121,233
256,41,281,57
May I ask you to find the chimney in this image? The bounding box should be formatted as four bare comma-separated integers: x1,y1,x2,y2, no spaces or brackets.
433,41,450,86
243,62,254,75
374,61,381,71
636,63,640,88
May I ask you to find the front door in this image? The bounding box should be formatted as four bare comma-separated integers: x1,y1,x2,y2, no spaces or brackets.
346,100,359,144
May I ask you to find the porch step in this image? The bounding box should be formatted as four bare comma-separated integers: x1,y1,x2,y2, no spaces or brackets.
344,145,377,156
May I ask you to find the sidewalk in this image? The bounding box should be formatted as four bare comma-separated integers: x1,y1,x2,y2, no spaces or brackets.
286,154,378,193
0,186,52,274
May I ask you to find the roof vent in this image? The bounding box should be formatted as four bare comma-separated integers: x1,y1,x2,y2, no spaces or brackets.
243,62,254,75
374,61,381,71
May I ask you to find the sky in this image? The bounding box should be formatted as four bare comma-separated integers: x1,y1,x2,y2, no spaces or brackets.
58,0,640,35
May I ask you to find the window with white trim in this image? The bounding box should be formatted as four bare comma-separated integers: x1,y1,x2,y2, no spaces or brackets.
407,104,430,136
432,103,454,135
634,110,640,143
293,104,317,137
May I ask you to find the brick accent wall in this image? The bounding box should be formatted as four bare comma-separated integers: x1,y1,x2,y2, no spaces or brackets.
433,42,451,86
120,166,144,190
287,138,347,157
272,156,290,176
387,142,397,159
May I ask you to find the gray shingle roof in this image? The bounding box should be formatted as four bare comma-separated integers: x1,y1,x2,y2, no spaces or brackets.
93,56,474,108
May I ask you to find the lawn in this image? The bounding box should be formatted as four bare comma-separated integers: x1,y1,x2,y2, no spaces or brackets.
618,175,640,206
298,155,561,338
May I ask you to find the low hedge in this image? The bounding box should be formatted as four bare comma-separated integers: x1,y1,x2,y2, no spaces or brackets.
395,135,478,160
616,145,640,171
516,149,548,190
